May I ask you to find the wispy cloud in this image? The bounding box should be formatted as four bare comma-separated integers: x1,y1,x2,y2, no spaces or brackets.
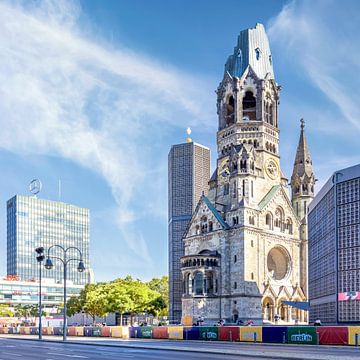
268,0,360,190
0,0,214,266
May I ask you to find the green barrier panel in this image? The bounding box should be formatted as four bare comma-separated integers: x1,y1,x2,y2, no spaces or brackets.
139,326,153,339
92,327,101,337
199,326,218,341
287,326,317,345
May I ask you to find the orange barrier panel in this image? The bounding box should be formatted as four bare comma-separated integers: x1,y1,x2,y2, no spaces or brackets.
68,327,77,336
101,326,111,337
152,326,168,339
19,327,25,335
317,327,348,345
219,327,240,341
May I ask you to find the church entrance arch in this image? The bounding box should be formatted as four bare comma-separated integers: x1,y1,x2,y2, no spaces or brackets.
262,296,275,322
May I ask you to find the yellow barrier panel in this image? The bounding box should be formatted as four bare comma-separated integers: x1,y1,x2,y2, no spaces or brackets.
121,326,129,339
3,327,8,334
75,327,84,336
47,326,54,335
182,315,193,326
348,326,360,345
240,326,262,342
111,326,122,338
168,326,183,340
24,327,31,335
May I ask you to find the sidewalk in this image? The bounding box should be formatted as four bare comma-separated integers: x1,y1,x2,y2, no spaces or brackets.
0,334,359,360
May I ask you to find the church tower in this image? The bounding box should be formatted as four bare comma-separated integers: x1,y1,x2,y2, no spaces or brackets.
291,119,316,224
181,24,311,325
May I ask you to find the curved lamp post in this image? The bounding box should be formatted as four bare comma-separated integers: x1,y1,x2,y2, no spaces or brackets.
35,247,45,340
45,245,85,341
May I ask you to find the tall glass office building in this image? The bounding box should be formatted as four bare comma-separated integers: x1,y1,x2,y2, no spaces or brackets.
7,195,90,286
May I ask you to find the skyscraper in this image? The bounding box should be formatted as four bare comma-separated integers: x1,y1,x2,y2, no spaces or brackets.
181,23,314,324
308,164,360,324
7,195,90,286
168,139,210,322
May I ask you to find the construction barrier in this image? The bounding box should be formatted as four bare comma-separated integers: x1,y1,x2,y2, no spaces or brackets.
139,326,153,339
219,326,240,341
287,326,317,345
317,326,348,345
101,326,111,337
348,326,360,346
168,326,183,340
5,324,360,346
262,326,288,343
199,326,218,341
152,326,168,339
183,326,200,340
240,326,262,342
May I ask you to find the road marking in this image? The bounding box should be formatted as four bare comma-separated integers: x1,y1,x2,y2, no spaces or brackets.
2,353,22,357
47,353,88,359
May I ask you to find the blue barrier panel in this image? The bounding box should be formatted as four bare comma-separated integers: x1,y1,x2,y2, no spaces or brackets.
183,326,200,340
262,326,288,343
129,327,141,338
53,327,62,336
84,327,92,337
30,327,38,335
8,327,14,334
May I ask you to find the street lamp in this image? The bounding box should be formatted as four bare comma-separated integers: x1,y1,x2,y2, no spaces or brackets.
35,247,45,340
45,245,85,341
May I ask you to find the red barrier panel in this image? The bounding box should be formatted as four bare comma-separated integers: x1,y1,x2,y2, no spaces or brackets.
317,327,348,345
68,327,77,336
152,327,169,339
219,327,240,341
101,326,111,337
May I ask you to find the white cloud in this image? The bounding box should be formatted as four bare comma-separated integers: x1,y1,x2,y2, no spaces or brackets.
0,0,214,265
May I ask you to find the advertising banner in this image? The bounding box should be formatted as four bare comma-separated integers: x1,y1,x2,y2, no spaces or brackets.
348,326,360,345
317,327,348,345
75,327,84,336
183,326,200,340
262,326,288,343
168,326,183,340
240,326,262,342
152,326,169,339
287,326,317,345
199,326,218,341
219,326,240,341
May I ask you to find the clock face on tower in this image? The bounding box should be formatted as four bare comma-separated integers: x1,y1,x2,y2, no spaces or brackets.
264,159,279,180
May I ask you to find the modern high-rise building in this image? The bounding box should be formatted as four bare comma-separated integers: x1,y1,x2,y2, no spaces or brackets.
308,164,360,324
7,195,91,286
181,23,315,324
168,140,210,322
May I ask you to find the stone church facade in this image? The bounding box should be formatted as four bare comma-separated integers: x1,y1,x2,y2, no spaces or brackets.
180,24,315,324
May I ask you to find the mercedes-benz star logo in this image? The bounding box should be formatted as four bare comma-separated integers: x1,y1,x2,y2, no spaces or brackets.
29,179,42,195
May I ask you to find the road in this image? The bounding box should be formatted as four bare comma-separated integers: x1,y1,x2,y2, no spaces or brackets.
0,337,359,360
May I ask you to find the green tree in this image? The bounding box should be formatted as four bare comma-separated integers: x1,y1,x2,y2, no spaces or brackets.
0,304,13,317
147,276,168,316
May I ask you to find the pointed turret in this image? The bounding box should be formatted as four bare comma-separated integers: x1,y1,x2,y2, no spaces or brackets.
291,119,316,221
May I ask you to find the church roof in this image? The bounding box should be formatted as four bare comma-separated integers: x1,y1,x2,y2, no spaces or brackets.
203,196,230,229
225,23,274,80
258,185,281,210
292,119,314,179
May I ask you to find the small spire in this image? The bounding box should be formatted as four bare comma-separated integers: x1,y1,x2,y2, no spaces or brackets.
186,127,192,143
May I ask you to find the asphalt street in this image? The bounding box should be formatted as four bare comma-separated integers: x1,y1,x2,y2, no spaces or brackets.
0,337,360,360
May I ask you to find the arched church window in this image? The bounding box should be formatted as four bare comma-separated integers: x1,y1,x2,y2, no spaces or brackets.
209,221,213,232
226,95,235,126
255,47,261,60
201,216,208,234
269,104,273,125
242,91,256,121
194,272,204,295
265,213,272,229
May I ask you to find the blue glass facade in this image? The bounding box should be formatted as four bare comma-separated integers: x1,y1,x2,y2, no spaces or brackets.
7,195,90,286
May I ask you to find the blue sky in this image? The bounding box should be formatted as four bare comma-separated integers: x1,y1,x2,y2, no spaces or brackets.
0,0,360,282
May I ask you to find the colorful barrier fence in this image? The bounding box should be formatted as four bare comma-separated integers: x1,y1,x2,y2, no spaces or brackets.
1,325,360,345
